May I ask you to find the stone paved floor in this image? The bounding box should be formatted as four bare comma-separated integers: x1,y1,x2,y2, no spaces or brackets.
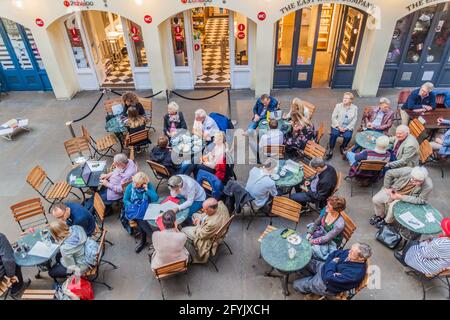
1,88,449,300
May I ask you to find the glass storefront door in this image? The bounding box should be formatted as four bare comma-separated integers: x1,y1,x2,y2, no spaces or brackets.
0,18,51,91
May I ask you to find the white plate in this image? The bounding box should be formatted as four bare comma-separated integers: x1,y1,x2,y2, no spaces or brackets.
287,234,302,245
271,174,280,181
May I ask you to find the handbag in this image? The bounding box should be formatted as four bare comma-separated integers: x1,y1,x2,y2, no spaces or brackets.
125,188,149,220
375,225,402,249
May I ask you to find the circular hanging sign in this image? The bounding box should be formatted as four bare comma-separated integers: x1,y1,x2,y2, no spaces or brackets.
238,23,245,32
181,0,188,3
175,33,184,41
132,35,141,42
144,15,152,24
131,26,139,34
257,12,267,21
64,0,70,7
73,36,81,43
35,18,45,27
175,25,182,34
237,32,245,40
194,44,200,51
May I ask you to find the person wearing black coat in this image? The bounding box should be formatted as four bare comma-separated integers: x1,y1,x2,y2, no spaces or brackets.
149,136,180,175
122,91,145,117
164,102,188,139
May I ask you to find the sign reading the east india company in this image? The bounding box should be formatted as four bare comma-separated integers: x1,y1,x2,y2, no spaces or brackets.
279,0,377,15
405,0,441,12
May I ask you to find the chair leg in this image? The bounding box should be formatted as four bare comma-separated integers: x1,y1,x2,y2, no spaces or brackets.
246,209,256,230
185,272,192,297
105,239,115,246
92,279,113,290
209,257,219,273
102,259,118,269
158,279,165,300
69,191,81,200
421,277,427,300
223,241,233,255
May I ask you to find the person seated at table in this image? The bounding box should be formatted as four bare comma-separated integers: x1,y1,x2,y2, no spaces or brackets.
359,97,394,135
51,202,95,237
0,233,30,297
168,175,206,220
345,135,391,178
290,157,337,210
163,101,187,139
245,158,279,211
183,131,227,182
394,217,450,276
181,198,230,264
85,153,137,213
122,91,145,117
430,117,450,158
243,94,279,135
259,119,284,150
401,82,436,125
48,221,94,281
149,210,189,270
125,107,146,134
192,109,219,142
284,111,315,159
326,92,358,160
283,98,311,120
149,136,180,175
371,166,433,228
386,125,419,169
123,172,159,253
293,243,372,298
307,196,346,261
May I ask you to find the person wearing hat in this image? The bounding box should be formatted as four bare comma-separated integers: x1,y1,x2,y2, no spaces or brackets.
371,166,433,228
394,218,450,276
345,135,391,178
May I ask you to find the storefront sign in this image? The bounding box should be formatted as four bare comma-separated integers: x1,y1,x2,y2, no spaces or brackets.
237,31,245,40
279,0,376,16
181,0,213,3
257,12,267,21
63,0,95,7
70,28,81,43
131,26,139,34
194,43,200,51
35,18,45,27
132,35,141,42
175,33,184,41
238,24,245,32
175,26,182,34
406,0,441,12
144,15,152,24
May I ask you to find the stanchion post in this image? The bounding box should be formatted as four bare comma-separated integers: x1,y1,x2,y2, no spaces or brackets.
166,89,170,104
65,121,76,138
227,88,232,120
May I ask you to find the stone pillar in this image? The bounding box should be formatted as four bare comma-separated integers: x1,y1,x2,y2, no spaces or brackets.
254,22,275,98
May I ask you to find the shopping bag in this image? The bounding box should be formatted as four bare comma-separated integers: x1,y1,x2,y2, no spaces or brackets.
66,275,94,300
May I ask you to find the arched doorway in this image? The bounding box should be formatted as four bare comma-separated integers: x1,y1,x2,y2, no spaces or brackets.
0,17,51,91
61,10,150,90
165,7,252,89
273,4,367,89
381,1,450,88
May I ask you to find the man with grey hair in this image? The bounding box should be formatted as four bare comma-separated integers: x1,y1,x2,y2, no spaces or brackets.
192,108,219,142
401,82,436,125
290,157,337,210
371,166,433,228
359,97,394,134
245,158,279,210
386,125,419,169
86,153,137,211
293,243,371,298
168,175,206,219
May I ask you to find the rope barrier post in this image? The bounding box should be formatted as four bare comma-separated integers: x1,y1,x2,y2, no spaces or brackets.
227,88,232,120
166,89,170,105
65,121,76,138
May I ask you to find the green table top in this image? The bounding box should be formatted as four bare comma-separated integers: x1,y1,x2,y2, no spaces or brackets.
275,160,304,188
355,130,385,151
257,119,291,134
148,197,190,228
393,201,444,235
106,116,127,133
14,227,59,267
260,229,312,272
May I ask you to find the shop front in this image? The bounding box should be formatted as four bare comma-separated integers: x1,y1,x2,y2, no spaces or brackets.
273,4,367,89
0,17,51,91
381,1,450,88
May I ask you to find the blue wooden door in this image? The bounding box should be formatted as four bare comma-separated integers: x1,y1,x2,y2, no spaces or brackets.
0,18,51,91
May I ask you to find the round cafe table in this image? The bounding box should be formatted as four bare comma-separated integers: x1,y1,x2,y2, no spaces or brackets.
260,228,312,296
393,201,444,236
355,130,385,151
66,164,107,202
274,160,304,189
147,197,190,228
105,116,127,152
258,119,291,134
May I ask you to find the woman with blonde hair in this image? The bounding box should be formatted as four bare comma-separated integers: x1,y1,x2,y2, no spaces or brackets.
284,111,315,159
122,91,145,116
126,107,146,134
163,101,187,139
123,172,159,253
283,97,311,120
48,220,91,281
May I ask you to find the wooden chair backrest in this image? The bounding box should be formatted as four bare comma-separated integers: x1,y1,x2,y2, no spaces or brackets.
303,101,316,118
356,160,387,172
263,145,285,159
93,229,107,273
211,214,235,245
104,98,122,114
436,94,445,108
129,129,149,145
10,198,45,223
271,196,302,223
81,125,91,141
419,140,433,164
409,118,425,139
64,137,91,159
302,163,317,179
94,192,106,222
154,259,188,279
146,160,171,177
339,210,357,248
139,98,152,112
397,89,411,106
26,165,48,190
304,140,326,159
316,122,324,143
332,172,343,196
129,147,135,161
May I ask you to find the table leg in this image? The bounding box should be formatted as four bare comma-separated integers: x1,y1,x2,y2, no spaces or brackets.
281,273,290,296
264,267,275,277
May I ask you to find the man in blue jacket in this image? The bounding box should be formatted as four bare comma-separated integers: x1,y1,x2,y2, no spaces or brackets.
51,202,96,237
401,82,436,125
293,243,371,297
243,94,279,135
